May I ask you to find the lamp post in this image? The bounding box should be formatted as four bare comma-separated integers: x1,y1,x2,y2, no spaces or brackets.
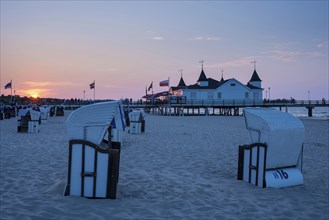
83,90,85,101
268,87,271,104
308,90,310,104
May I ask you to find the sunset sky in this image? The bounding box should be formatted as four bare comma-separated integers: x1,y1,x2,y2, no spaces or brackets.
1,1,328,100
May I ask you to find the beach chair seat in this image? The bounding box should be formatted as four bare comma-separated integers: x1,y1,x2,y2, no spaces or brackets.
65,101,125,199
237,108,305,188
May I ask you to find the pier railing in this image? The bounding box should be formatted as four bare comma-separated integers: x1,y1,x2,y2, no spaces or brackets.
124,99,328,108
176,99,328,107
61,99,328,111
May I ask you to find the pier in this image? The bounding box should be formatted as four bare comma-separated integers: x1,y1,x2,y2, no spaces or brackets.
123,99,329,117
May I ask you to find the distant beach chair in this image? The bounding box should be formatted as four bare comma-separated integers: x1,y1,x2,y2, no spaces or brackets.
128,109,145,134
55,106,64,116
4,106,13,119
237,108,305,188
0,108,4,120
17,109,40,133
39,106,50,123
49,106,55,117
64,101,125,199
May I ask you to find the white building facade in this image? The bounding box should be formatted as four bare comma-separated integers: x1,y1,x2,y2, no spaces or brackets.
171,68,263,104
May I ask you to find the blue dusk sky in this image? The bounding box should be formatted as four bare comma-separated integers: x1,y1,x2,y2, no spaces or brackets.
1,1,328,100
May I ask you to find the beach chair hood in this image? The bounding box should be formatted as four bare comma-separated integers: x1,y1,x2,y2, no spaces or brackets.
66,101,125,145
243,108,305,169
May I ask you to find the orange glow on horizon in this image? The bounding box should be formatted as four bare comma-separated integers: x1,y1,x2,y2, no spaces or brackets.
27,89,41,98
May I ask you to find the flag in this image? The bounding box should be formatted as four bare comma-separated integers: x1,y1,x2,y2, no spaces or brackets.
148,81,153,91
159,79,169,87
4,81,12,89
89,81,95,89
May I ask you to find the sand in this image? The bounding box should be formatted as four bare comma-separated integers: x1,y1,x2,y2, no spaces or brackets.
0,112,328,219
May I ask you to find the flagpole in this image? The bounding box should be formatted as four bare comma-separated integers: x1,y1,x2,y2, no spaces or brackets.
168,77,171,116
10,80,13,104
93,80,95,103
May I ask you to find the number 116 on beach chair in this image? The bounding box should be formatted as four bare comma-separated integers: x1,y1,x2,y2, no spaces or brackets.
237,108,305,188
64,101,125,199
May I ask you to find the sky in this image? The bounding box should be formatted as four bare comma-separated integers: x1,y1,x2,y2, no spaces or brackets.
1,1,328,100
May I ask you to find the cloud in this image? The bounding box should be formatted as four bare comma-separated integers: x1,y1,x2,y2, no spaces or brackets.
317,41,328,48
98,68,119,72
145,30,156,34
151,36,164,40
23,81,79,87
272,42,298,50
192,36,221,41
265,50,323,62
207,56,260,68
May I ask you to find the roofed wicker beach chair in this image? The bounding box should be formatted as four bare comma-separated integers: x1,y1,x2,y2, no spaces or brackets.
237,108,305,188
128,109,145,134
17,108,41,133
55,105,64,116
64,101,125,199
39,106,50,123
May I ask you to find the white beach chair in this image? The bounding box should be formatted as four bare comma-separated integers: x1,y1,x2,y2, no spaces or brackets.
17,108,41,133
128,110,145,134
39,106,50,123
65,101,125,199
27,109,41,133
237,108,305,188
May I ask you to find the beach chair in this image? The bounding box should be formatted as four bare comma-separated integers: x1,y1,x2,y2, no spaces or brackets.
55,106,64,116
237,108,304,188
39,106,50,123
64,101,125,199
0,108,4,120
17,116,29,133
28,110,41,133
129,110,145,134
4,107,11,119
49,106,55,117
17,109,40,133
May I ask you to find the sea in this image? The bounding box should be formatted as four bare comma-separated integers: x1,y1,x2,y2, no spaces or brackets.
273,106,329,119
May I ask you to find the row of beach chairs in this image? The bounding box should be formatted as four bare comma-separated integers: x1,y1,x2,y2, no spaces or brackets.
14,106,65,133
63,101,304,199
0,105,64,133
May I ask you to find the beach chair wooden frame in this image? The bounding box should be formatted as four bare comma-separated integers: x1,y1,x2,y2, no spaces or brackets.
65,125,120,199
237,143,304,188
64,138,119,199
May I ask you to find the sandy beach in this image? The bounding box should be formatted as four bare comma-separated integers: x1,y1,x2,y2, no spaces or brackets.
0,111,328,220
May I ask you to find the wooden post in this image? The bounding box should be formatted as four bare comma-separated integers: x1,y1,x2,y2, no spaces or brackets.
306,107,313,117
